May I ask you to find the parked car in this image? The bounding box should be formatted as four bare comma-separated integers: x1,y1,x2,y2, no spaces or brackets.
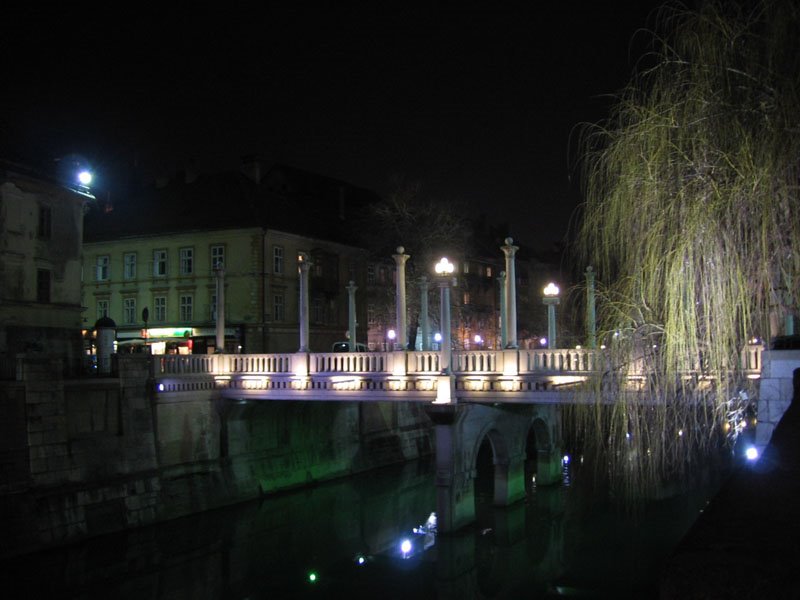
332,341,368,352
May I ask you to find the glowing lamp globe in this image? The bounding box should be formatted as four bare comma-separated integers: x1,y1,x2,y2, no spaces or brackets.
543,282,559,297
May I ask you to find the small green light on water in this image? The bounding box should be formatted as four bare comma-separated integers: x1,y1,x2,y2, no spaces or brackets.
308,571,318,583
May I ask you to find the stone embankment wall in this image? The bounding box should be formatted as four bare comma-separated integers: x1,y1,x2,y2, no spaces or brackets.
0,355,433,559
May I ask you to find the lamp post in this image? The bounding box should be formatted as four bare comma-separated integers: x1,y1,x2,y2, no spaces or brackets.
435,257,455,373
434,257,455,403
543,282,560,349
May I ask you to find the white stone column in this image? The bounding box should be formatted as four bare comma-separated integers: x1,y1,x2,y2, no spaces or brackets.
215,266,225,352
393,246,410,350
298,253,311,352
420,275,430,351
346,280,358,351
498,271,507,349
501,237,518,348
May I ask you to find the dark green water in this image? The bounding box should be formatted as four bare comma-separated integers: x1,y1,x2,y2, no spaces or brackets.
0,454,729,599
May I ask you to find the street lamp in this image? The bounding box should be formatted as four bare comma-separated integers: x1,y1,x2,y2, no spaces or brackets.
387,328,396,351
435,258,454,372
434,257,455,403
543,282,560,349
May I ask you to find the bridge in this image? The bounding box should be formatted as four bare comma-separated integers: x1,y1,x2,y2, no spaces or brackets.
151,345,764,403
146,345,763,533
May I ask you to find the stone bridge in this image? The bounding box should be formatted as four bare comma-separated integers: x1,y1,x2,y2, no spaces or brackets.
150,345,763,403
147,345,763,533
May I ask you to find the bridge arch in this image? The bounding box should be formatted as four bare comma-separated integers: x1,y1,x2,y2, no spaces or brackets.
427,403,564,533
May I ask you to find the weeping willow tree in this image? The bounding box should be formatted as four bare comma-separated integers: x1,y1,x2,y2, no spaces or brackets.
571,0,800,499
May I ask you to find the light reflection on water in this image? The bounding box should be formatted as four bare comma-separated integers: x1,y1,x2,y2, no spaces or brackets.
0,455,728,599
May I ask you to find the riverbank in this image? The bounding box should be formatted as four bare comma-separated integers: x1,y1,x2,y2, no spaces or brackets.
660,369,800,599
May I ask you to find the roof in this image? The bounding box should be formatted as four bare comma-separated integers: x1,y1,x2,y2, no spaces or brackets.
83,163,381,246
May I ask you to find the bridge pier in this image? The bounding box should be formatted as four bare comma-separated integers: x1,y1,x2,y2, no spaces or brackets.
535,449,564,486
492,454,526,506
425,402,563,534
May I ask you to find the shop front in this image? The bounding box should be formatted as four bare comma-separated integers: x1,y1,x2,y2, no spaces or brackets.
115,327,241,355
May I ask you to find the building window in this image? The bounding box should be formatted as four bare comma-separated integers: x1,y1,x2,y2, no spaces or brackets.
463,262,470,274
211,245,225,270
367,303,376,325
312,297,323,324
153,250,167,277
179,247,194,275
210,294,217,321
486,266,492,278
96,255,110,281
349,260,357,282
179,295,193,322
37,205,52,240
123,297,136,324
36,269,51,303
273,246,284,274
463,291,471,305
367,264,375,284
97,299,109,320
123,252,137,280
154,296,166,322
273,293,285,321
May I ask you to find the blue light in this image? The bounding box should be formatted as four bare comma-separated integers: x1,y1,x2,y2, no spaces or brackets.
157,383,165,392
400,539,412,556
745,446,758,461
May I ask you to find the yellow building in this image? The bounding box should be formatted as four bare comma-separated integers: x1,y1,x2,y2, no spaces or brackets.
81,162,373,354
1,158,93,371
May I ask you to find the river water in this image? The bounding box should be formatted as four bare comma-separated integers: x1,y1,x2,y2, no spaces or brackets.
1,451,732,599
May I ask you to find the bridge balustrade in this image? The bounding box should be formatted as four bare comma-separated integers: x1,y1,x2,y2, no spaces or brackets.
311,352,386,374
227,354,293,373
408,351,440,374
453,351,498,374
149,344,763,400
520,349,598,373
154,354,218,375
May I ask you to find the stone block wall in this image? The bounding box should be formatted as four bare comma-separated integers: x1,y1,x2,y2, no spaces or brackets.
756,350,800,449
0,354,434,559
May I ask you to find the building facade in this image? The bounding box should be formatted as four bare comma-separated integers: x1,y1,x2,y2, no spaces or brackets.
0,158,92,371
81,162,373,354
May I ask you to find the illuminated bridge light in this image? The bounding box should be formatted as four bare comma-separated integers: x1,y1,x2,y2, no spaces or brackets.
745,446,759,461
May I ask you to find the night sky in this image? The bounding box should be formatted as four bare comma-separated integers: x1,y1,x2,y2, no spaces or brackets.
2,2,675,252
